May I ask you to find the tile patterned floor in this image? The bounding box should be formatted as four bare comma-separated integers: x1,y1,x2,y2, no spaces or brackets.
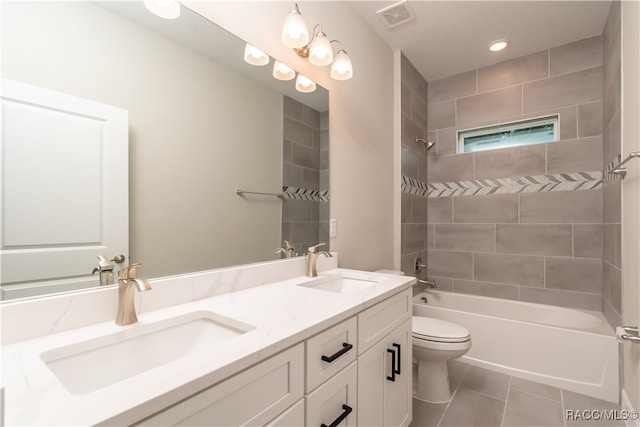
410,361,626,427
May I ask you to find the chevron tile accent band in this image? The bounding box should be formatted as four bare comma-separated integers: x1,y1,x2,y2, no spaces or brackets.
402,171,603,198
281,186,329,202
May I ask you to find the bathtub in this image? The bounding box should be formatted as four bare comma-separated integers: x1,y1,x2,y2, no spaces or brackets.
413,291,619,403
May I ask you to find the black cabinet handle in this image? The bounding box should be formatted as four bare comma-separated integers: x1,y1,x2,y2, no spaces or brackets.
392,343,401,375
386,348,396,382
321,404,353,427
321,343,353,363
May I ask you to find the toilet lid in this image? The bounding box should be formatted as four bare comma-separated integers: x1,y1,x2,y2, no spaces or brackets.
412,316,470,343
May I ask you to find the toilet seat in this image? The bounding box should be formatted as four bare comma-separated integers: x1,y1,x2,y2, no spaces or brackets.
412,316,470,343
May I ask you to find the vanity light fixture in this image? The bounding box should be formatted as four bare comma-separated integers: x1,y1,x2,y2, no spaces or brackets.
282,3,354,80
273,60,296,81
295,74,316,93
143,0,180,19
488,39,509,52
244,43,270,66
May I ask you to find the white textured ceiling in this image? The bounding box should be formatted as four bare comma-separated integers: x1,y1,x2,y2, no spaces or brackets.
348,1,613,82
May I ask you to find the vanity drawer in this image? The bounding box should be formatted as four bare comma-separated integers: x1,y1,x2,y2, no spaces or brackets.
358,288,412,354
306,361,357,427
136,343,304,426
306,316,357,392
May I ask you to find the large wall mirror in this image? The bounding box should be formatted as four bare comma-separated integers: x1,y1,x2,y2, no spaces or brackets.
0,1,329,301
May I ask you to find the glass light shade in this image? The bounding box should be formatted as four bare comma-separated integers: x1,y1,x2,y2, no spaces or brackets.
330,50,353,80
295,74,316,93
308,31,333,66
143,0,180,19
244,44,269,66
273,61,296,81
282,7,309,48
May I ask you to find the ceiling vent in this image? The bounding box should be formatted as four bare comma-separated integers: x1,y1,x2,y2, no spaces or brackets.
376,0,416,29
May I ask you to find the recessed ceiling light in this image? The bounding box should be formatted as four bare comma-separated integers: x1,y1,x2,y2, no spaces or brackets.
488,39,509,52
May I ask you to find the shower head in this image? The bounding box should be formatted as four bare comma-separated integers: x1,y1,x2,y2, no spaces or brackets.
416,138,435,151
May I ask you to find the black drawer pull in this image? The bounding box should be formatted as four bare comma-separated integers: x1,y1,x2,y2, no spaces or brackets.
321,404,353,427
392,343,401,375
321,342,353,363
386,348,396,382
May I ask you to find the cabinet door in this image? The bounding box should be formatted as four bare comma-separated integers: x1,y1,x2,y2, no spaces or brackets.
136,344,304,426
306,362,357,427
384,319,412,427
357,319,412,427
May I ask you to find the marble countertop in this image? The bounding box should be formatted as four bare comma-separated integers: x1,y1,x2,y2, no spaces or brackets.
2,268,414,426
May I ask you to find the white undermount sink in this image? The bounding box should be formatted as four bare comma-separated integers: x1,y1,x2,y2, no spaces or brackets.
40,311,254,395
299,273,380,293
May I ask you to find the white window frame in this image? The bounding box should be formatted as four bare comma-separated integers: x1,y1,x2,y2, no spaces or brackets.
457,115,559,154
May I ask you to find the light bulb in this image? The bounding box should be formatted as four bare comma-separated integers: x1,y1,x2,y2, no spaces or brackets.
308,30,333,66
488,39,508,52
273,61,296,81
295,74,316,93
330,50,353,80
244,44,269,66
282,4,309,48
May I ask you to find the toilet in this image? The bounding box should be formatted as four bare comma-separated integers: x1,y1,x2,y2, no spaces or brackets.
412,315,471,403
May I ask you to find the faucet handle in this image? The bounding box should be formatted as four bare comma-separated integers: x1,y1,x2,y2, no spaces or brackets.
120,262,142,280
308,243,326,253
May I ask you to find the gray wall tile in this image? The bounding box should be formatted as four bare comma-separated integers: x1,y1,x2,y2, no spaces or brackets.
519,190,603,223
475,144,546,180
519,287,602,311
603,261,622,314
456,85,522,126
545,257,602,293
574,224,604,259
428,70,476,104
402,115,426,150
411,195,428,224
453,279,519,300
578,101,603,137
453,194,519,223
436,127,457,156
283,96,304,121
523,67,603,113
291,143,319,170
427,100,455,130
550,36,603,76
546,137,603,174
401,82,411,116
284,115,314,146
428,153,474,183
404,223,426,253
477,50,548,93
474,253,544,286
434,224,495,252
427,251,473,279
496,224,572,256
428,197,453,224
401,147,418,179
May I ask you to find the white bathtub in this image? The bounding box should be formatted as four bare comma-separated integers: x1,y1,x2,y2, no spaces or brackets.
413,291,619,403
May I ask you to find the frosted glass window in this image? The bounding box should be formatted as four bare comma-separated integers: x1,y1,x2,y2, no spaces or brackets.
458,115,559,153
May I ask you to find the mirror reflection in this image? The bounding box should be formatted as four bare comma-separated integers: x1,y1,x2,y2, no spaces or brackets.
0,1,329,301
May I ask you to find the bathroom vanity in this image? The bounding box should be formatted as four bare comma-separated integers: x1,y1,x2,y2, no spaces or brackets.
1,256,414,426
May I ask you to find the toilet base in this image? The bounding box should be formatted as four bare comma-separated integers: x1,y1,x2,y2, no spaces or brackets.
416,359,452,403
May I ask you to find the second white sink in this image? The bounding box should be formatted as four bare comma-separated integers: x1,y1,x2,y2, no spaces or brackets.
299,274,379,293
41,311,254,395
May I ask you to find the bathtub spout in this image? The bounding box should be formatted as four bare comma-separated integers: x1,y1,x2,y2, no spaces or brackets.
417,278,437,289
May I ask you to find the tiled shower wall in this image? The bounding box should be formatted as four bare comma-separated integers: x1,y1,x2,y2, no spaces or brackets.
400,54,429,286
602,2,622,328
421,36,606,311
281,96,329,255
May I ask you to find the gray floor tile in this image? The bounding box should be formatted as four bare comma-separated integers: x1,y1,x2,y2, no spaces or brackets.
460,365,511,401
448,359,468,393
563,390,625,426
439,388,505,427
510,377,562,401
503,389,564,426
410,398,448,427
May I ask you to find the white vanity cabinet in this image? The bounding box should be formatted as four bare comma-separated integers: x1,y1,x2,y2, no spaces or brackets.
134,288,412,427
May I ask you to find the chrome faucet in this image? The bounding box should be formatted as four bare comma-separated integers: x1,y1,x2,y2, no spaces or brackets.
305,243,332,277
274,240,297,258
116,263,151,326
